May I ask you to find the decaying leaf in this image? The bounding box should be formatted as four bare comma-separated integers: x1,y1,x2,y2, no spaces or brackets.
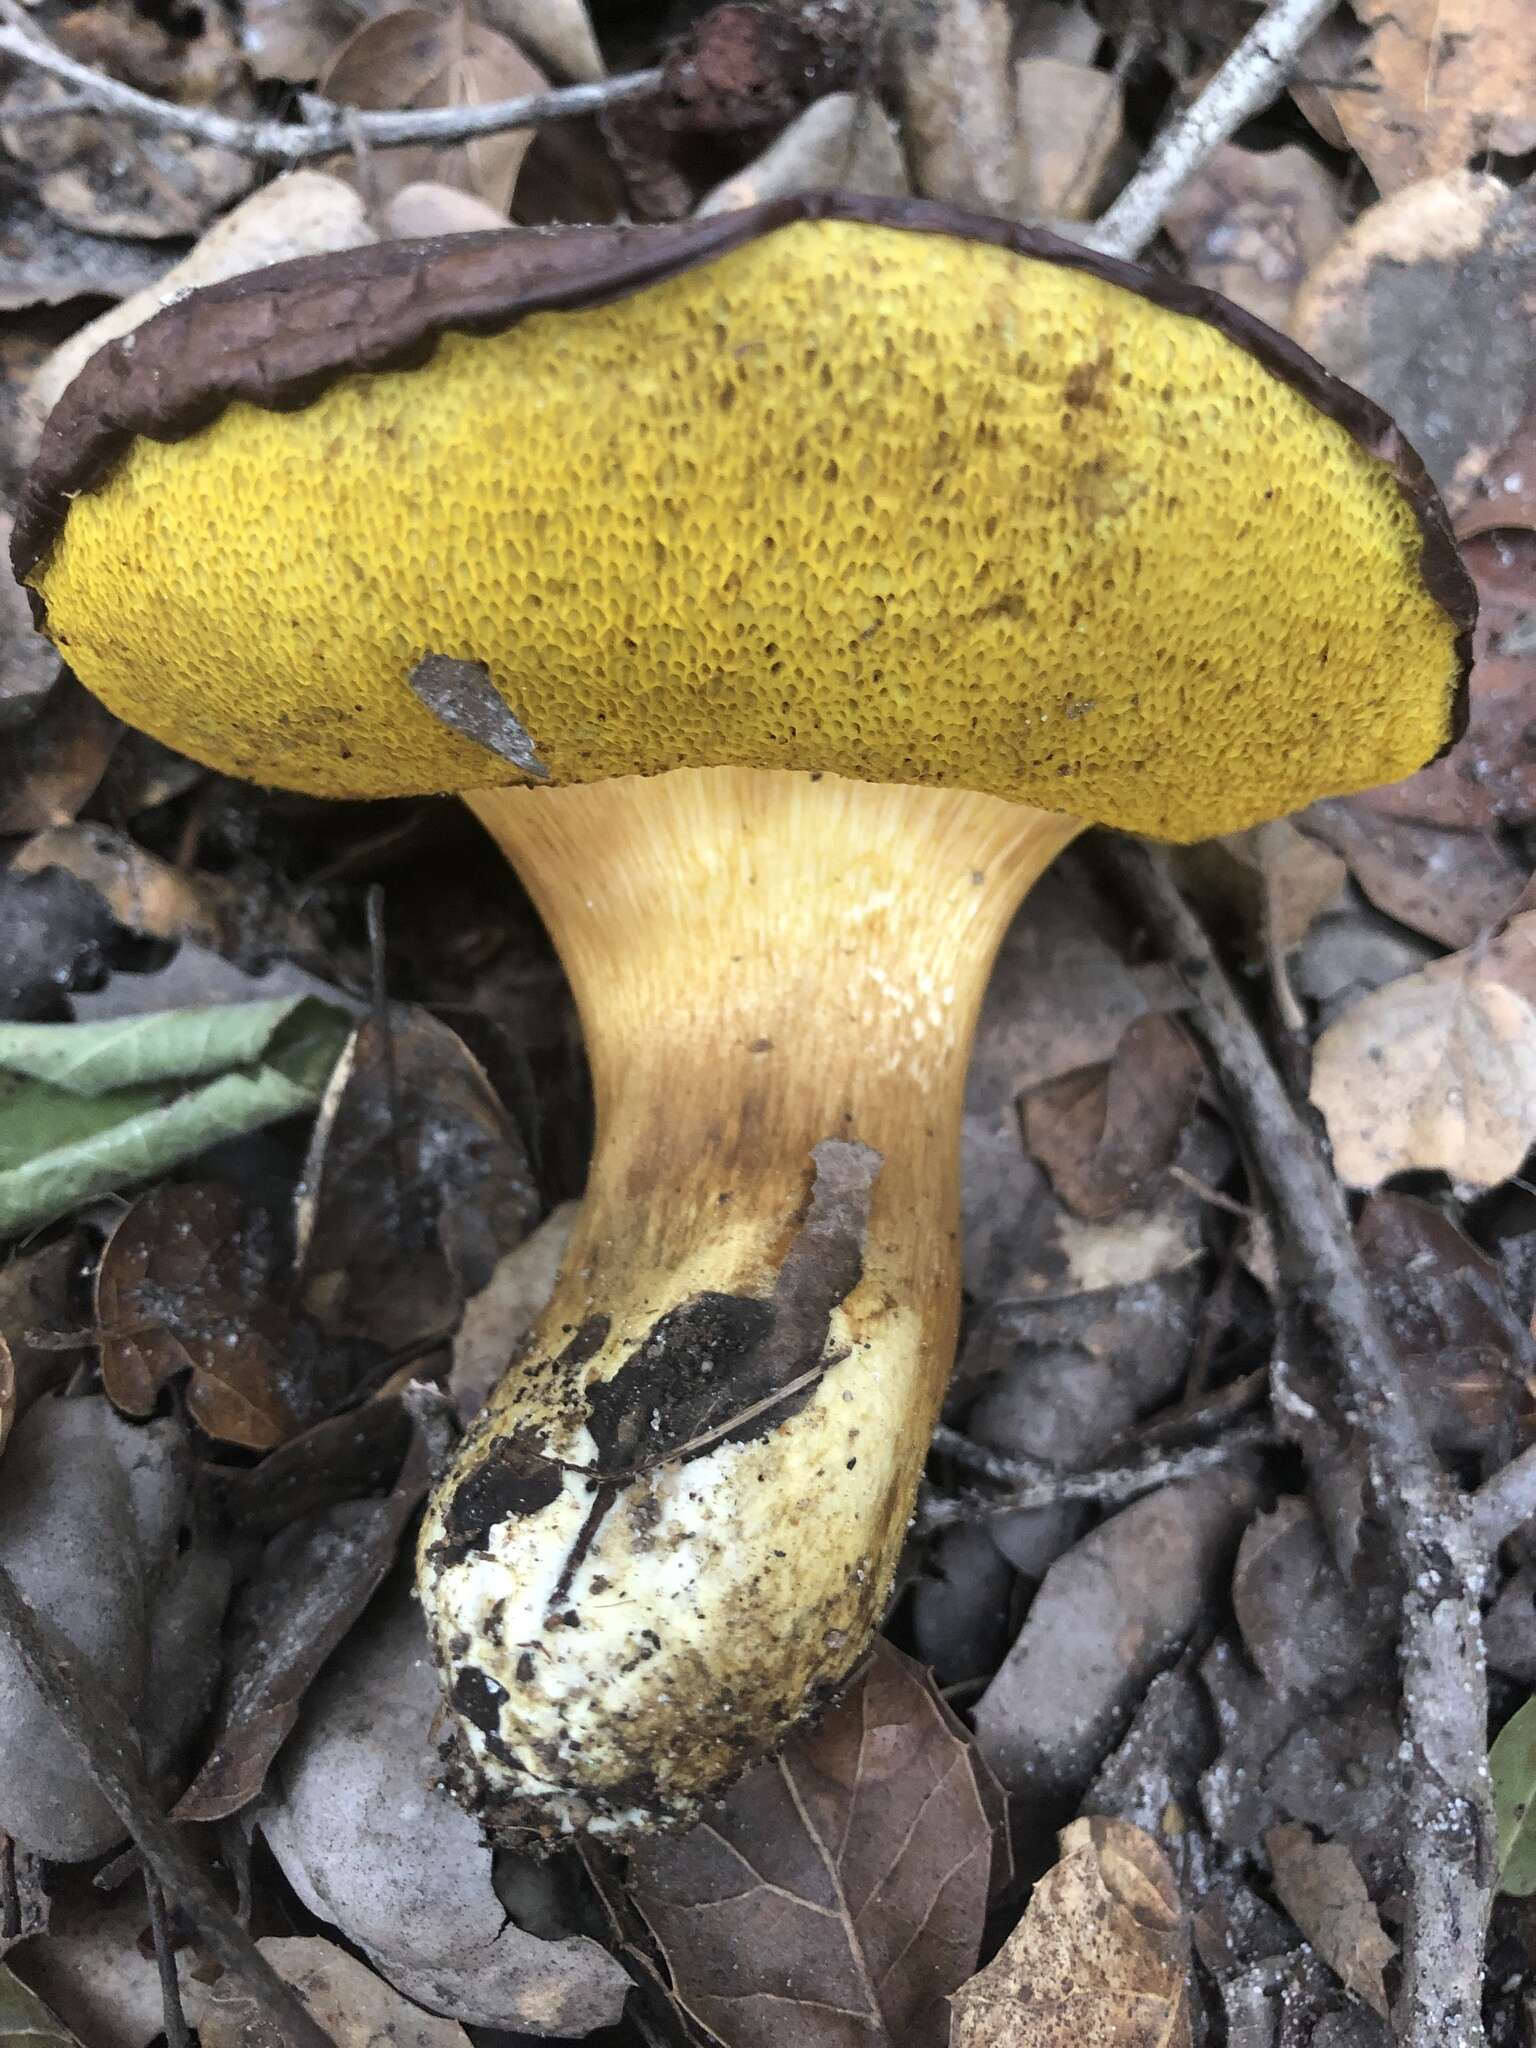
0,515,60,721
0,182,168,313
1491,1692,1536,1895
258,1574,631,2032
629,1639,996,2048
949,1816,1192,2048
1299,799,1527,950
973,1468,1259,1803
1357,530,1536,832
0,1965,83,2047
319,9,546,212
1324,0,1536,195
1310,911,1536,1188
0,681,120,838
1293,173,1536,513
96,1182,299,1449
194,1937,471,2048
0,1397,229,1861
479,0,604,82
172,1423,430,1822
295,1005,538,1348
8,1877,201,2048
11,825,233,947
890,0,1024,216
1264,1823,1395,2017
1021,1013,1204,1222
1162,142,1345,334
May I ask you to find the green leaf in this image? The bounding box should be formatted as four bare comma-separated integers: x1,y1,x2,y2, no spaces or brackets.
0,997,323,1096
0,1002,352,1237
0,1965,85,2045
1491,1692,1536,1894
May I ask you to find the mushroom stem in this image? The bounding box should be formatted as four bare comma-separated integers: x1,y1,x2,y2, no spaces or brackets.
417,766,1078,1840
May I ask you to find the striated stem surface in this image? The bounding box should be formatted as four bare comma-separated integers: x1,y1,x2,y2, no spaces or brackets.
419,767,1077,1840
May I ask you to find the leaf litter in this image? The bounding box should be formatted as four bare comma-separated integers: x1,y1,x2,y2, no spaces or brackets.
2,3,1536,2045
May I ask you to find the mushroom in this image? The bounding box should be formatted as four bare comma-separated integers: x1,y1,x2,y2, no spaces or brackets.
14,193,1472,1844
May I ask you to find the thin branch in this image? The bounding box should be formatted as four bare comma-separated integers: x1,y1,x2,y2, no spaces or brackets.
1082,0,1337,258
1103,837,1493,2048
0,21,661,161
0,1557,336,2048
1471,1440,1536,1553
145,1869,192,2048
916,1425,1270,1535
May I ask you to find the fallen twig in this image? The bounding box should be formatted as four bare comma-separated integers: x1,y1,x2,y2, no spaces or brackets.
1471,1439,1536,1553
0,15,661,162
917,1424,1269,1534
1103,837,1493,2048
0,1557,336,2048
145,1869,192,2048
1082,0,1337,259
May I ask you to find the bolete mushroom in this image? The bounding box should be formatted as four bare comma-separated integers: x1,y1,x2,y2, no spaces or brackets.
14,193,1472,1843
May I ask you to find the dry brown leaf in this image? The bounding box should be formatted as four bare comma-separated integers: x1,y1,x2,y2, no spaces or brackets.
1355,530,1536,831
1014,58,1122,220
1326,0,1536,196
0,513,59,720
1265,1823,1395,2017
96,1182,298,1449
194,1936,470,2048
1292,173,1536,514
630,1639,996,2048
1021,1013,1204,1222
11,824,233,945
1162,142,1345,334
1310,910,1536,1188
381,181,509,236
320,7,546,213
1299,800,1527,951
478,0,603,81
949,1815,1192,2047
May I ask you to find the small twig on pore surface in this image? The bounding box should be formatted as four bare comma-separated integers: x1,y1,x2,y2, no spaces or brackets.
0,14,661,161
0,1558,337,2048
1101,836,1494,2048
916,1425,1270,1535
1082,0,1339,259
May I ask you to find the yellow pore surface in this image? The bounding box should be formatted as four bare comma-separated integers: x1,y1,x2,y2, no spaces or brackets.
34,219,1461,839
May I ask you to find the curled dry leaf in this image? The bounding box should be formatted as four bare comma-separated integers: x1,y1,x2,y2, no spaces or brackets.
1264,1823,1395,2018
319,9,546,214
1162,142,1345,336
629,1639,996,2048
1324,0,1536,196
1293,172,1536,514
0,185,167,315
194,1937,471,2048
478,0,604,81
0,680,121,839
1014,58,1123,222
381,182,510,237
949,1816,1192,2048
97,1182,297,1450
1298,799,1527,951
1310,910,1536,1189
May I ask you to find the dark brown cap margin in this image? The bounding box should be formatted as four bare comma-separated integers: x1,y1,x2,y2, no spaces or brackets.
13,189,1473,753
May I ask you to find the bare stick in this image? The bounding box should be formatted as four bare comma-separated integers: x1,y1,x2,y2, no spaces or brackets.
0,1558,336,2048
1471,1440,1536,1553
917,1424,1270,1533
1083,0,1337,258
0,20,661,162
145,1869,192,2048
1103,837,1493,2048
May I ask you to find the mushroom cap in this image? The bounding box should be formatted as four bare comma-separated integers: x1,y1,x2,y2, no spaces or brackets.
15,193,1472,842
